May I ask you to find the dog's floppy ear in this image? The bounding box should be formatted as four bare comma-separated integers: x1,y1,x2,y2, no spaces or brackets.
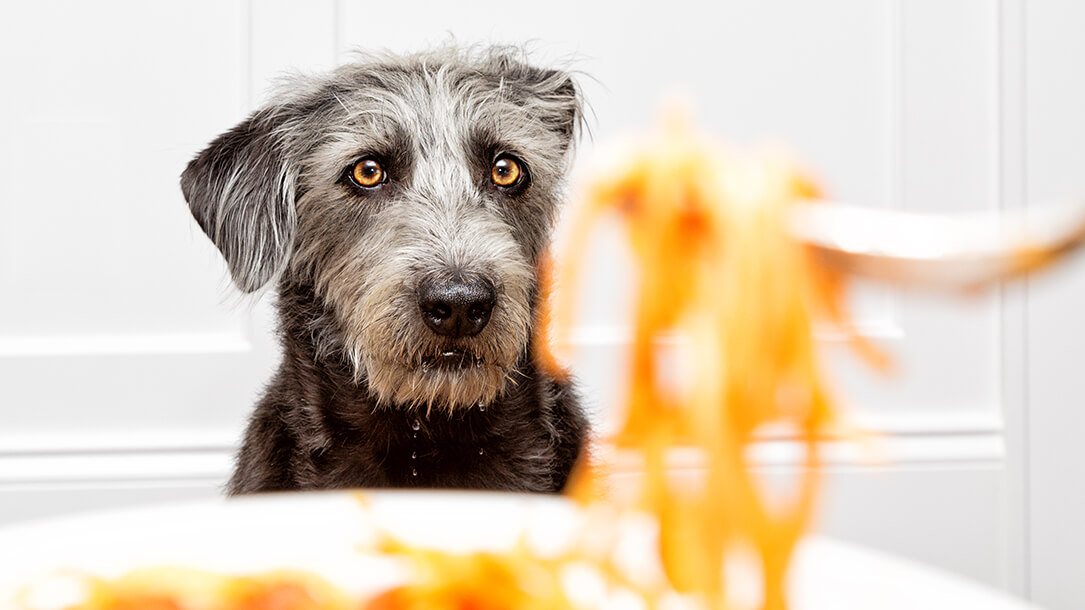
493,54,585,152
544,72,584,148
528,69,585,152
180,108,298,293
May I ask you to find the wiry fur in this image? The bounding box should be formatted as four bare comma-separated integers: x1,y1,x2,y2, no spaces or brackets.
181,46,589,494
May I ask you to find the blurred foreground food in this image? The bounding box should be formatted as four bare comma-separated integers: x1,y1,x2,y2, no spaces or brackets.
554,110,884,609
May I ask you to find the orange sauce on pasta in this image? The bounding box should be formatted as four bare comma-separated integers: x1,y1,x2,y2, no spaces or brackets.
553,111,885,609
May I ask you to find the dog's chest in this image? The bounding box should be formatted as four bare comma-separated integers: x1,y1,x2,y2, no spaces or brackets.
390,419,500,488
328,403,555,492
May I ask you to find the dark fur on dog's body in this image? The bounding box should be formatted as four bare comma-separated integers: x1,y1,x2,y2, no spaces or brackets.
229,278,586,493
180,47,589,495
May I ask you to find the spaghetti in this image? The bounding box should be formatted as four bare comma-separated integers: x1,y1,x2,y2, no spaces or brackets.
555,110,884,609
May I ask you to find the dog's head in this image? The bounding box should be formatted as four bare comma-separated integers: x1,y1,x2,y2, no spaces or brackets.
180,47,583,410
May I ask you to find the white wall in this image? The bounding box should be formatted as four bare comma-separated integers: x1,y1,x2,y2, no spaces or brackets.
0,1,1081,607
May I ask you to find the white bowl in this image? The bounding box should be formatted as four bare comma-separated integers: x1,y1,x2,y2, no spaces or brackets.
0,490,1037,610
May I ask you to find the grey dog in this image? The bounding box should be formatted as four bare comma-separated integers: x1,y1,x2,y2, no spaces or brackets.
180,46,589,494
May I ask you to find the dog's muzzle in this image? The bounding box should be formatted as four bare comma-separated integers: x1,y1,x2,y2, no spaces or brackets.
417,277,496,338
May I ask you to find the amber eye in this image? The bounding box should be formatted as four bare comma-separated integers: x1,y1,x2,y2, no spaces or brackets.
351,158,385,188
491,156,523,187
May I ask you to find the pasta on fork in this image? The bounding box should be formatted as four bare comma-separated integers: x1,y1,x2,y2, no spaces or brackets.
555,110,886,609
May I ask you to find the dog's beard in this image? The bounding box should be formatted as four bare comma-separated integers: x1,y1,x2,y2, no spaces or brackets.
361,354,514,409
341,295,533,410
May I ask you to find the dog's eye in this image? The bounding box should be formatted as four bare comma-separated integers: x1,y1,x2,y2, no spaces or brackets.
491,156,523,188
350,158,385,188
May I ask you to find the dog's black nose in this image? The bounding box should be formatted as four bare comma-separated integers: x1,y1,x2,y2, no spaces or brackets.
417,277,496,338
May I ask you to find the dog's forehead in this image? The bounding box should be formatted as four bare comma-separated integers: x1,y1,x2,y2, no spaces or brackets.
314,61,565,167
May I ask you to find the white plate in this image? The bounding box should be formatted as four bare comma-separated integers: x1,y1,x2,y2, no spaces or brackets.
0,491,1037,610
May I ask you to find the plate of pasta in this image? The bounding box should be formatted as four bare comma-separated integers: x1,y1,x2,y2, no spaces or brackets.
0,490,1036,610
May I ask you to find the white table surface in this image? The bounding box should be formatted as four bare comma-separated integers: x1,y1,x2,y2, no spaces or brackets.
0,491,1039,610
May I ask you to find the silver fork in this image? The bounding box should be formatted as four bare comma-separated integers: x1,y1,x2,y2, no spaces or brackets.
788,201,1085,291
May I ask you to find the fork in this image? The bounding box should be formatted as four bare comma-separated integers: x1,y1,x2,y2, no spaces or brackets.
788,201,1085,291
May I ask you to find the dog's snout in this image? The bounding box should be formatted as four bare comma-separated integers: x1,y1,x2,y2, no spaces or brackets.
418,277,496,338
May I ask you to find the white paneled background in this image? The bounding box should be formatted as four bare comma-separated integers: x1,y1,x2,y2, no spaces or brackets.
0,1,1083,608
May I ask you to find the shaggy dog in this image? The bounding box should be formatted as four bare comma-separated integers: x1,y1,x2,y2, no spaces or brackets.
180,47,589,494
